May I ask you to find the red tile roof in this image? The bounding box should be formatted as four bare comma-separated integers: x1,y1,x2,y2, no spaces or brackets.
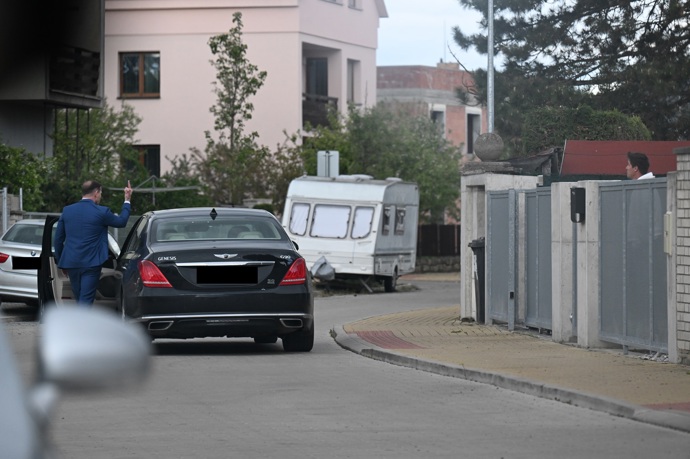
560,140,690,176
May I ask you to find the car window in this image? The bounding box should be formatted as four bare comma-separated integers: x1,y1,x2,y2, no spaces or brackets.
120,216,148,258
152,217,285,242
3,224,43,245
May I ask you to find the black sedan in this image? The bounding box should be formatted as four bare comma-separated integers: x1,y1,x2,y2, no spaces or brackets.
39,208,314,352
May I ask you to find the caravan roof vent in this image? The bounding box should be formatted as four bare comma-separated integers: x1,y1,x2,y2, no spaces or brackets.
385,177,402,182
351,174,373,181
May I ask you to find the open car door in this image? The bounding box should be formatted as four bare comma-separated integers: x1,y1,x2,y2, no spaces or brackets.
38,217,121,317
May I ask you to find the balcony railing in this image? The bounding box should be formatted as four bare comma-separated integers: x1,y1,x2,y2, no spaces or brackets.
49,46,100,97
302,93,338,128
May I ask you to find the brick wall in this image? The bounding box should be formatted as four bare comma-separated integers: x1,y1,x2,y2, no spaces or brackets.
675,147,690,364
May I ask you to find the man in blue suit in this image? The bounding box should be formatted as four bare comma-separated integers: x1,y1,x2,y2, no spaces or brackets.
54,180,133,305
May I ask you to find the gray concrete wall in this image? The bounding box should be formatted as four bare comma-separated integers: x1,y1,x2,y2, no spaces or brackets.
550,183,576,343
459,172,538,320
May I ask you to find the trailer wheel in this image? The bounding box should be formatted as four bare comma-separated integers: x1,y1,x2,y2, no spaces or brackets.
384,269,398,292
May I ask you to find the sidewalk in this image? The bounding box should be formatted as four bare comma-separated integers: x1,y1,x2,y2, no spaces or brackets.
331,274,690,434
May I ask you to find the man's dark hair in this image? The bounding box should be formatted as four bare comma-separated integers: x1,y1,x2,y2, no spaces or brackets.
627,152,649,175
82,180,102,196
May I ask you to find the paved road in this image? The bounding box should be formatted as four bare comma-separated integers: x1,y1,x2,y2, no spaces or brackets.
3,282,689,458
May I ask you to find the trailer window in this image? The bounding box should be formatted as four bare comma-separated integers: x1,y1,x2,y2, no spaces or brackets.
289,203,310,236
395,207,406,235
311,204,351,238
352,206,374,238
382,206,393,235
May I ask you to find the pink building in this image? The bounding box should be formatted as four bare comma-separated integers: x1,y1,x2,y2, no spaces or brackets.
104,0,387,176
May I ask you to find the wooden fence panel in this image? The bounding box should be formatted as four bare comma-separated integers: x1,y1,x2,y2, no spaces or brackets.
417,224,460,256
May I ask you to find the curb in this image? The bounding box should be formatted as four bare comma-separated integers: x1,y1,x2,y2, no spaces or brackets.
330,326,690,434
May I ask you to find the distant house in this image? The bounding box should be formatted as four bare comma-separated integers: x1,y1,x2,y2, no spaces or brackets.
104,0,388,177
376,63,486,158
0,1,105,156
560,140,690,179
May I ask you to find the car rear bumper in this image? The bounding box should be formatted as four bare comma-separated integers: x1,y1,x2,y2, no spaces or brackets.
136,312,314,339
124,286,314,339
0,272,38,300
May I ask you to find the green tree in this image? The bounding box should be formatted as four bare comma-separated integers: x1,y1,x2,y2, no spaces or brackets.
45,101,147,212
522,105,651,154
453,0,690,143
193,12,271,206
264,132,307,218
0,142,49,211
153,154,213,210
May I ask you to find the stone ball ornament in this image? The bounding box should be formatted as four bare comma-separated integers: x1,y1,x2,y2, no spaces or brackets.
474,132,504,161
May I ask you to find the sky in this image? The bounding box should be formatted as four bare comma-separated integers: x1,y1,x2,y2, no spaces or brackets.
376,0,486,71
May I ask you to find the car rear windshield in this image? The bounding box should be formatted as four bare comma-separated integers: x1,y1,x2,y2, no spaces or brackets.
152,217,286,242
2,223,43,245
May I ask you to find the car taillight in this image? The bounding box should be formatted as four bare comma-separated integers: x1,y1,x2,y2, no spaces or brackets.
138,260,173,288
279,257,306,285
0,252,8,263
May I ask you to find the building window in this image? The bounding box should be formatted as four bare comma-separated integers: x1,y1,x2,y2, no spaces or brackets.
431,109,446,137
348,0,361,8
467,114,481,154
306,58,328,97
347,59,360,105
120,52,160,98
130,145,161,178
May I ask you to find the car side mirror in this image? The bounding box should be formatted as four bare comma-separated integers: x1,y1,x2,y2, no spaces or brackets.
39,305,151,392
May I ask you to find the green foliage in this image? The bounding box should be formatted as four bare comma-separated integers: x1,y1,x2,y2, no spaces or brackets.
153,154,213,210
522,106,652,154
301,102,461,223
120,155,212,213
453,0,690,145
194,12,270,206
252,202,274,214
0,142,49,211
45,101,146,212
263,132,307,217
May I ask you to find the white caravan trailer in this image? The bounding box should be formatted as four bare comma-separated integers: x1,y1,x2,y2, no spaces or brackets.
282,175,419,292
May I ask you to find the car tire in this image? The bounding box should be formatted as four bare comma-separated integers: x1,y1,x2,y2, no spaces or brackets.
282,323,314,352
254,335,278,344
384,269,398,293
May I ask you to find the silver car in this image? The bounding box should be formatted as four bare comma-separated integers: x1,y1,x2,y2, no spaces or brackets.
0,219,45,307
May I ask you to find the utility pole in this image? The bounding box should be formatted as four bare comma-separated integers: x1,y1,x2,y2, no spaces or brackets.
487,0,494,133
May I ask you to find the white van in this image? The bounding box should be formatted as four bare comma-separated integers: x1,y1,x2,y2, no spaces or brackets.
282,175,419,292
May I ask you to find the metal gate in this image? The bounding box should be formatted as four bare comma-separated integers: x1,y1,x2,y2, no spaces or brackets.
524,188,552,330
486,190,516,329
599,179,667,352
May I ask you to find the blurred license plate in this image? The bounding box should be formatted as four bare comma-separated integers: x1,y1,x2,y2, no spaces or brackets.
196,266,258,284
13,257,41,270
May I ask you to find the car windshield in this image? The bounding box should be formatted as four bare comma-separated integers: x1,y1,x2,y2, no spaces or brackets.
152,217,285,242
2,223,43,245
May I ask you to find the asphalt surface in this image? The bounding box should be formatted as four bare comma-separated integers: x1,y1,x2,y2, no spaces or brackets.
331,273,690,434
